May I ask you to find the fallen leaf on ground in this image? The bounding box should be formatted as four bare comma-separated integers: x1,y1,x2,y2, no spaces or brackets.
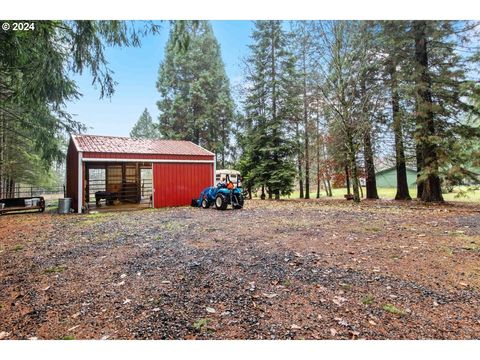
206,307,216,313
332,296,347,306
262,293,278,299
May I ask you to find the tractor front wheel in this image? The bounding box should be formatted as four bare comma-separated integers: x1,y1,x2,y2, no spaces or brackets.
233,194,244,209
201,198,210,209
215,193,228,210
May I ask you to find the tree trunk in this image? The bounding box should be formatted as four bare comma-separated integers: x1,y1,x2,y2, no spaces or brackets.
270,22,280,200
316,107,321,199
346,131,360,203
389,59,411,200
363,130,378,199
349,156,360,203
302,51,310,199
298,160,304,198
327,178,332,197
261,185,266,200
9,178,15,198
274,189,280,200
416,143,423,199
360,76,379,200
296,122,304,198
345,164,351,195
349,159,360,203
413,20,443,202
316,164,321,199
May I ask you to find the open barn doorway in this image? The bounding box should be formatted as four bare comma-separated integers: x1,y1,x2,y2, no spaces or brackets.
85,162,152,211
140,167,153,205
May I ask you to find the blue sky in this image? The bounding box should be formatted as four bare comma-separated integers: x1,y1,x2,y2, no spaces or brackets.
65,21,254,136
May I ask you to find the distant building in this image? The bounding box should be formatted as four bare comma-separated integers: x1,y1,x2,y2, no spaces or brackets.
375,166,417,188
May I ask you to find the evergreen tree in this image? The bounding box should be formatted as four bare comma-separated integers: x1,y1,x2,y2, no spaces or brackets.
156,21,234,167
408,21,480,201
130,108,160,139
289,21,316,199
0,20,159,195
241,21,297,199
378,21,413,200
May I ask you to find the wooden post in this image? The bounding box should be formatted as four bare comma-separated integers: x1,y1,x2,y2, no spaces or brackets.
136,162,140,203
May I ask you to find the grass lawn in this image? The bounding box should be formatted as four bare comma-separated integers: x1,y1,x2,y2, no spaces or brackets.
281,186,480,203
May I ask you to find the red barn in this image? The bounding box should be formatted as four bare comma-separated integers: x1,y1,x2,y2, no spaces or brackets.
66,135,215,213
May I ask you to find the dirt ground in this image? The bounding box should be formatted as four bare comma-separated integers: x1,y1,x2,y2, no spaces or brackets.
1,199,479,340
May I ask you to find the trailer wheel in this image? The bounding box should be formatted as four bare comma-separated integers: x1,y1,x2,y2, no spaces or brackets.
201,198,210,209
215,193,228,210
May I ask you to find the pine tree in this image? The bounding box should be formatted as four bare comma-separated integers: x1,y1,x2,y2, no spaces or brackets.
376,21,412,200
0,21,158,194
130,108,160,139
407,21,480,201
156,21,234,166
241,21,297,199
289,21,316,199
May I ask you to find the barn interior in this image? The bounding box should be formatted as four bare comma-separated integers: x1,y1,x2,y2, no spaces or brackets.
84,162,153,210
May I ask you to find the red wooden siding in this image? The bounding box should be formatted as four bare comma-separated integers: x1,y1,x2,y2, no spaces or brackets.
153,163,213,207
82,152,213,161
65,139,79,211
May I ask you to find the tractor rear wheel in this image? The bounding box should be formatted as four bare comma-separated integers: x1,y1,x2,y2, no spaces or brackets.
215,193,228,210
201,198,210,209
233,194,244,209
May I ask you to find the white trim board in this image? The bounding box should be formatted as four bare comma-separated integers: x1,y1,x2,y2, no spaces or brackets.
82,158,215,164
77,151,83,213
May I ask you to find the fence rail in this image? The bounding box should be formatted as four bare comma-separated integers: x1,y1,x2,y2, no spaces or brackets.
87,178,152,207
0,185,65,206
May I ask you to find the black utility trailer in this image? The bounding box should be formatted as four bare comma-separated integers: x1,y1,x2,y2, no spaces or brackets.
0,196,45,215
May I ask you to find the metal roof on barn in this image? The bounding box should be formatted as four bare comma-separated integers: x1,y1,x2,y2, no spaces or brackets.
71,134,214,157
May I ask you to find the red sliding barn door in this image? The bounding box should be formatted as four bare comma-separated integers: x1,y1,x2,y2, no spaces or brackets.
152,163,213,207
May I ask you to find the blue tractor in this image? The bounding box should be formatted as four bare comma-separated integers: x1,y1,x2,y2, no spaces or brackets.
192,174,244,210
